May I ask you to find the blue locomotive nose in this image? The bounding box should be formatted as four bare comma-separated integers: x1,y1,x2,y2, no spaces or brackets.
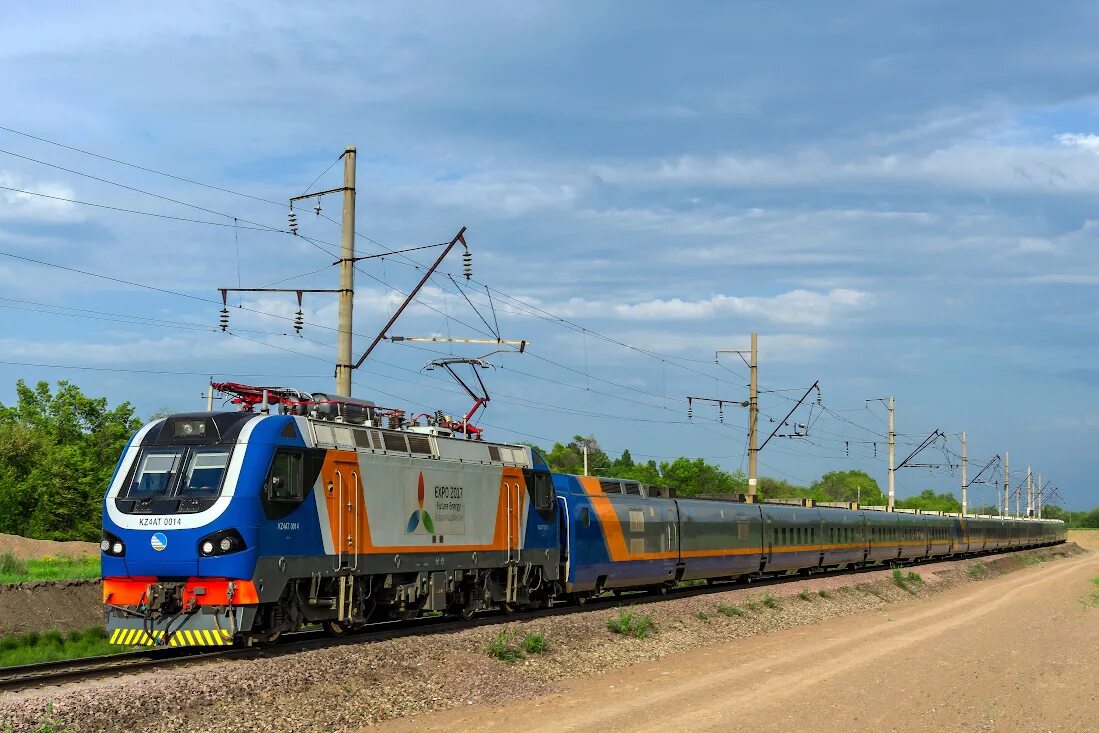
123,528,199,577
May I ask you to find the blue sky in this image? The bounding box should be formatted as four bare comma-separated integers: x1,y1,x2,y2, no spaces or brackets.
1,2,1097,508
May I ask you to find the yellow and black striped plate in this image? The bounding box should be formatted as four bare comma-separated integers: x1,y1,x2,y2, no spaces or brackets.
108,628,233,646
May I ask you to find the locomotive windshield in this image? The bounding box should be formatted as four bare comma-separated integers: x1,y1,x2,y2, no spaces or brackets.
179,450,231,497
119,446,232,510
127,449,183,498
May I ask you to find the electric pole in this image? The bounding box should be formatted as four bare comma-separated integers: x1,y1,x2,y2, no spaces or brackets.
748,332,758,500
888,396,895,511
715,333,758,501
1003,451,1009,517
865,396,896,510
1026,466,1033,518
1037,473,1042,518
961,431,968,515
334,146,357,397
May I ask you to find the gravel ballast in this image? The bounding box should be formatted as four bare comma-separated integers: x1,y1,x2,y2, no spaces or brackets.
0,544,1082,733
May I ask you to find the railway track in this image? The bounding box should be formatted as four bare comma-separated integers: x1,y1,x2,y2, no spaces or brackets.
0,543,1065,693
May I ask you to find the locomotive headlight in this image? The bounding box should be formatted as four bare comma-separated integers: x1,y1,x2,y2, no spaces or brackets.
102,531,125,557
197,528,246,557
172,419,207,438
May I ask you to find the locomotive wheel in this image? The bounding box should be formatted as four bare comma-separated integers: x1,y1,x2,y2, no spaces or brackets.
323,620,350,637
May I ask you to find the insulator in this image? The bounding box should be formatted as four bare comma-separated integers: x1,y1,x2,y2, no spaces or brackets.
434,410,446,426
387,413,402,430
314,199,322,216
288,210,298,235
462,249,472,280
294,309,304,334
219,307,229,332
718,403,724,423
845,441,849,456
687,406,693,420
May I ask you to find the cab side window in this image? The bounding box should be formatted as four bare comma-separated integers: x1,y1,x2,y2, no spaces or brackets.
533,471,555,512
267,451,304,502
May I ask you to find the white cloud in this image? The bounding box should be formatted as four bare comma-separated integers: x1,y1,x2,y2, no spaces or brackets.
546,288,872,326
1055,132,1099,153
591,142,1099,194
395,173,578,217
0,170,80,221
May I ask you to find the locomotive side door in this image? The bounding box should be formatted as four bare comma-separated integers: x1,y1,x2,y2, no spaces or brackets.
325,458,361,571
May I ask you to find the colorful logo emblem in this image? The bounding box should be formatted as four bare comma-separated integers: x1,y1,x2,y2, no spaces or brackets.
150,532,168,551
406,472,435,534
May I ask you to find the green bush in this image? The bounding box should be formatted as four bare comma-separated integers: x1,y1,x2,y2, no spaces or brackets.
522,631,549,655
487,629,524,663
0,380,141,542
716,603,743,617
762,593,780,609
695,610,712,621
606,610,656,639
817,589,831,598
891,568,921,595
798,588,811,601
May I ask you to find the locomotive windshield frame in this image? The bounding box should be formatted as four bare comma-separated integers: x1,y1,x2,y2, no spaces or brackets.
115,445,234,514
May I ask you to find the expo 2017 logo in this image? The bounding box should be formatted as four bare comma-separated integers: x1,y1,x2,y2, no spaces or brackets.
406,472,435,534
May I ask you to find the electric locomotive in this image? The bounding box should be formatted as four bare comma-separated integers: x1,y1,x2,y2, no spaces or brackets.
102,385,558,646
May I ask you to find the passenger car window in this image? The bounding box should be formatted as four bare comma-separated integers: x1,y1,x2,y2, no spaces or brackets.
580,507,591,527
267,451,304,502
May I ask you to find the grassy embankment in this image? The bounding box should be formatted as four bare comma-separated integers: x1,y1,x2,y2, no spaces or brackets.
0,552,100,583
0,553,115,668
0,627,129,667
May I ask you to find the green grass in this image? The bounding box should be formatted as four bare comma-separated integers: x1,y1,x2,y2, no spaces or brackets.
1083,576,1099,608
798,588,811,601
0,627,127,668
891,568,922,595
521,631,549,655
11,702,65,733
487,629,524,663
695,610,712,621
606,610,656,639
745,598,762,613
487,628,550,662
716,603,744,617
817,589,831,599
1019,552,1052,567
761,593,780,609
966,563,988,579
0,552,100,584
677,579,707,588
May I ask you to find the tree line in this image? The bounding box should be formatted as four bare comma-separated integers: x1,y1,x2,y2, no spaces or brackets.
0,383,1094,543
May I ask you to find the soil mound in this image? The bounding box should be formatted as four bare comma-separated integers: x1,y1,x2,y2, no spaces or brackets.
0,533,98,560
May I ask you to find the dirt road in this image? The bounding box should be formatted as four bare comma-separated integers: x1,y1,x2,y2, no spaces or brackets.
379,550,1099,733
